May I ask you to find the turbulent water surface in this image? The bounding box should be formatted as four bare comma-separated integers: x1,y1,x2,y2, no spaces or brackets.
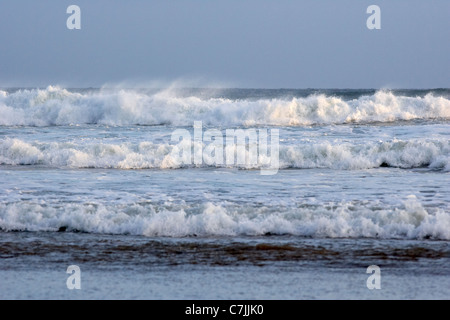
0,87,449,299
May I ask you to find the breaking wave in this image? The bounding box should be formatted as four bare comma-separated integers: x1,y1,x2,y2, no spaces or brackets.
0,137,448,171
0,86,449,126
0,197,448,240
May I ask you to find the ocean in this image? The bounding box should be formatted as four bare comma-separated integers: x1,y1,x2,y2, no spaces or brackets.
0,87,449,300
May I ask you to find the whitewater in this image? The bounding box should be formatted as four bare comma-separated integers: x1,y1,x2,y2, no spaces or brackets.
0,87,449,239
1,87,449,299
0,86,449,126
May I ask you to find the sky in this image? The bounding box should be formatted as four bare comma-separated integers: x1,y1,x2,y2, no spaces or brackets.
0,0,449,89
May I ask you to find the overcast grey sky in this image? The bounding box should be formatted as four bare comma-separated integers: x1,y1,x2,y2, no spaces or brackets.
0,0,449,88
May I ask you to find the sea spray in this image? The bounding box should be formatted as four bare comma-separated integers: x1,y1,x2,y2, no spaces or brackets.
1,87,449,127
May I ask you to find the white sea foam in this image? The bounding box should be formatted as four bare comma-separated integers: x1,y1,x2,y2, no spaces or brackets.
0,137,448,170
0,198,448,240
0,86,449,126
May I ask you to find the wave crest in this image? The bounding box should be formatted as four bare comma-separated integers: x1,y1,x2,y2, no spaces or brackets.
0,137,448,170
0,87,449,126
0,198,448,240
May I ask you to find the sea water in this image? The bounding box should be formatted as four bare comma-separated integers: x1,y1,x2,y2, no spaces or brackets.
0,87,449,299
